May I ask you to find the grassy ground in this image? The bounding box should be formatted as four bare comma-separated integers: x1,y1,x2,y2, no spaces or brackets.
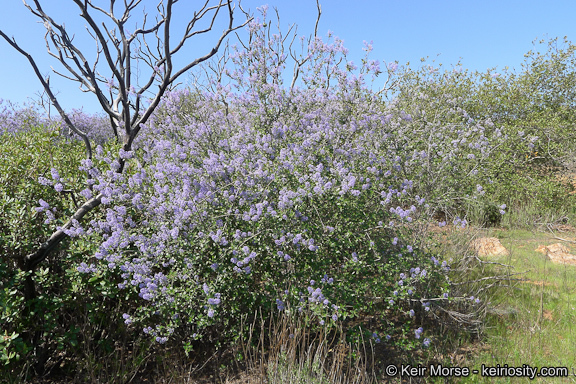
457,227,576,383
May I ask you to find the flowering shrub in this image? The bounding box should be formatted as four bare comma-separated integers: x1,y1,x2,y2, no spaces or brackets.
56,109,115,146
55,9,500,349
69,85,450,347
0,99,112,147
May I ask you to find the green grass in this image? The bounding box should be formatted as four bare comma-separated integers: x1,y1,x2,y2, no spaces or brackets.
458,228,576,383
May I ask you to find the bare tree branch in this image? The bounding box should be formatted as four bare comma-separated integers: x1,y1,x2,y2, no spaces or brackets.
24,194,104,271
290,0,322,90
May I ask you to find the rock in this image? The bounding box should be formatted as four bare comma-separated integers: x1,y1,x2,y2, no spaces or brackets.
469,237,509,257
535,243,576,266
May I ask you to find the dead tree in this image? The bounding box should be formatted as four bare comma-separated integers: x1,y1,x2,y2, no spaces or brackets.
0,0,251,280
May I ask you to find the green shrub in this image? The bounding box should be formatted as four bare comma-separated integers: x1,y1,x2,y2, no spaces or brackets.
0,125,148,378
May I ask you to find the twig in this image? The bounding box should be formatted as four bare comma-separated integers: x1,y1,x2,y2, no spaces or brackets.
553,236,576,244
470,254,515,268
449,271,528,286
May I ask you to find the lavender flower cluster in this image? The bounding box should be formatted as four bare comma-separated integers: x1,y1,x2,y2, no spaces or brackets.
0,99,114,146
0,99,46,136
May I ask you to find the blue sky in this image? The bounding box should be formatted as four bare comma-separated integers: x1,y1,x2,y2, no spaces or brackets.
1,0,575,115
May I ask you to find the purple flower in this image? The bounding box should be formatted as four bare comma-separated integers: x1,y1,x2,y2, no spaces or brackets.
50,168,60,181
122,313,132,325
415,327,423,339
276,299,285,311
208,297,221,305
351,252,358,262
80,188,93,199
38,199,50,210
38,176,51,186
77,262,97,274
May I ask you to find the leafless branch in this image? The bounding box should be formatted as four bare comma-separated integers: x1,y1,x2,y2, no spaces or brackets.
448,270,528,286
290,0,322,90
24,193,104,271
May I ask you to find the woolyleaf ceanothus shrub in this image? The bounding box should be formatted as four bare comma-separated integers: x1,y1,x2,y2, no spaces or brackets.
50,10,510,350
72,88,443,343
